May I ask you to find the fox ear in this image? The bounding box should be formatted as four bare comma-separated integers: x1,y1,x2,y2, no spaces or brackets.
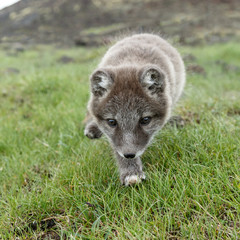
140,67,165,95
90,69,114,97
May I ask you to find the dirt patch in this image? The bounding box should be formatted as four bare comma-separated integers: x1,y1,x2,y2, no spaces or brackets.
183,54,197,63
167,116,186,128
3,67,20,74
227,108,240,116
187,64,206,76
13,211,66,238
57,56,75,64
215,60,240,73
38,231,62,240
32,165,53,179
168,112,201,128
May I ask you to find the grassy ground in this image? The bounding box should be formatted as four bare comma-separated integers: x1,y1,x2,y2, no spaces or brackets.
0,42,239,239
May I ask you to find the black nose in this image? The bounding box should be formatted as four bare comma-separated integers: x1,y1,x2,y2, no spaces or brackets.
124,153,136,159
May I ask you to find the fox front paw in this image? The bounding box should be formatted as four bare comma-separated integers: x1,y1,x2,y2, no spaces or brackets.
121,172,146,186
84,124,102,139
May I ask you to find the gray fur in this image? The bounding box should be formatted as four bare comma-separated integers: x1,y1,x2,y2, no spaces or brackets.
84,33,185,185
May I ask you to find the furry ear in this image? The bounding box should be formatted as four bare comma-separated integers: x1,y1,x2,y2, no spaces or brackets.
90,69,114,97
140,66,165,95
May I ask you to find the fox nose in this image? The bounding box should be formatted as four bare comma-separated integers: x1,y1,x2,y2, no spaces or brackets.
124,153,136,159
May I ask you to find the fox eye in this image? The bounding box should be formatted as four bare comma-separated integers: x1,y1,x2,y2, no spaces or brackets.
107,119,117,127
140,116,152,125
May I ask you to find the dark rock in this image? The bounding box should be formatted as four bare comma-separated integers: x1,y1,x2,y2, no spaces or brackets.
227,108,240,116
187,64,206,76
74,35,103,47
58,55,75,64
4,67,20,74
11,43,25,52
167,115,186,128
168,112,201,127
215,60,240,73
183,54,196,63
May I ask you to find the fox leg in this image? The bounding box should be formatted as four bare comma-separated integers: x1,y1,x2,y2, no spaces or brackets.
116,153,146,186
83,112,102,139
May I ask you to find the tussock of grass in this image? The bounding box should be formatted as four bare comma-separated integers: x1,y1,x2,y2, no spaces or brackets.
0,43,239,239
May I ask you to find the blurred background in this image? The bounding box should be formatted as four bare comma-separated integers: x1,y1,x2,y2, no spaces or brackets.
0,0,240,48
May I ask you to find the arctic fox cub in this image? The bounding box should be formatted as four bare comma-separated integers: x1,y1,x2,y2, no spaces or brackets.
84,33,185,185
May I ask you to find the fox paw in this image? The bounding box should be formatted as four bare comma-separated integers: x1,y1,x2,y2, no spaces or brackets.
84,124,102,139
121,172,146,186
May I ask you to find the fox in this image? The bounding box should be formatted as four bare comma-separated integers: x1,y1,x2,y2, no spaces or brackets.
84,33,185,186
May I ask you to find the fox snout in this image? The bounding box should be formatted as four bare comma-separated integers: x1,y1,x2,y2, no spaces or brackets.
114,133,148,159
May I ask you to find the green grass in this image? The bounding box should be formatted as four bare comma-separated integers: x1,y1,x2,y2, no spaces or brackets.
0,42,239,239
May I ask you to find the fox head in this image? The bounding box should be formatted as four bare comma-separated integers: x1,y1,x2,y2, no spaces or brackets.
89,65,172,159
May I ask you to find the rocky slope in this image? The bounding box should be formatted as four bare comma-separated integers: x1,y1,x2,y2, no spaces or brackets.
0,0,239,46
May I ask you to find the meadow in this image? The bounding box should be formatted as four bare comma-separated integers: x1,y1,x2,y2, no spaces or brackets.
0,41,239,239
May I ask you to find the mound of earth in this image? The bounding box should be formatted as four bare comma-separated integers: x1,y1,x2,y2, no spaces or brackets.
0,0,240,46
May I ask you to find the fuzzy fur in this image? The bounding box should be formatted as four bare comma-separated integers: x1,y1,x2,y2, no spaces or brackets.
84,33,185,185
